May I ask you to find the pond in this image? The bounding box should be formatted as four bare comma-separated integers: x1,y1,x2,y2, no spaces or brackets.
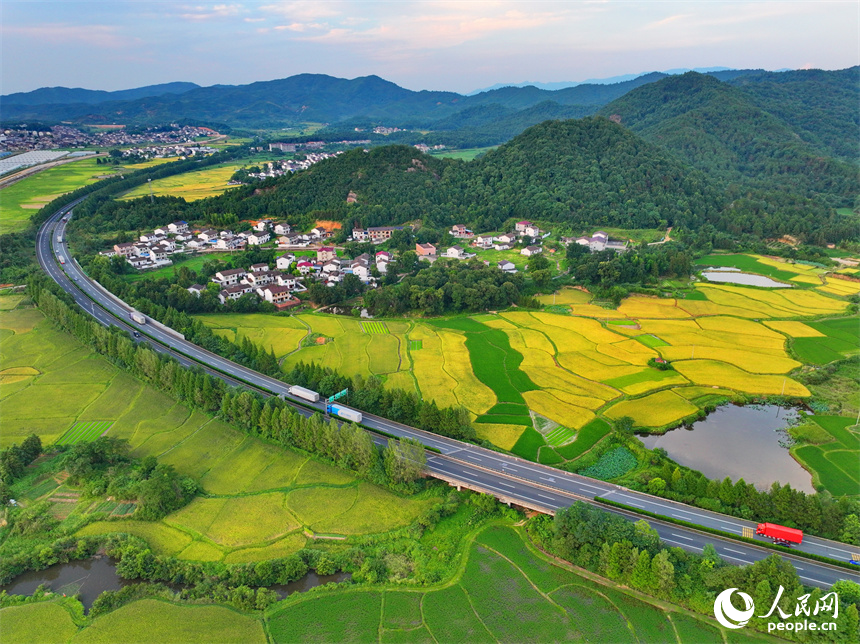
702,270,793,288
0,557,132,610
1,558,351,611
638,404,814,493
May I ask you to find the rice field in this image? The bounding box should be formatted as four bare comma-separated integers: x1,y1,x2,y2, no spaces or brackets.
605,390,700,428
55,420,113,445
118,162,253,201
792,416,860,496
267,524,746,644
361,320,389,334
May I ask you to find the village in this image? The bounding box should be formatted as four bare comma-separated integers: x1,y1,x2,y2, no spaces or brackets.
100,216,628,310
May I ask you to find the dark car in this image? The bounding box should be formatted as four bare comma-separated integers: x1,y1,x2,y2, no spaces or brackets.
133,331,141,338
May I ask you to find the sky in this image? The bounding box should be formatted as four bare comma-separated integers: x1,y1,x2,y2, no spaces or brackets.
2,1,858,95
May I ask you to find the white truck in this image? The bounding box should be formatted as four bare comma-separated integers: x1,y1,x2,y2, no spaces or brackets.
288,385,320,403
130,311,146,325
57,235,63,243
58,256,66,265
327,403,363,423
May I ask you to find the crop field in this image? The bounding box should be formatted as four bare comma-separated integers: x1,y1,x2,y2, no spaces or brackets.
427,146,496,161
55,420,113,445
473,423,525,450
791,317,859,364
0,157,175,235
793,415,860,496
817,277,860,297
118,162,256,201
267,524,751,644
3,306,437,562
694,254,805,282
0,601,80,644
606,390,700,428
361,320,389,334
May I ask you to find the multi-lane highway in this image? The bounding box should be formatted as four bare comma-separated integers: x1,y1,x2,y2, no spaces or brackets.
35,203,859,589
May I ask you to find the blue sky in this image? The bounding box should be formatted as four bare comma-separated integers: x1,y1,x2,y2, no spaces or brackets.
2,1,857,94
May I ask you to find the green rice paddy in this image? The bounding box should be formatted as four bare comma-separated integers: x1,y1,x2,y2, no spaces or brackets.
361,320,389,334
55,420,113,445
793,415,860,496
791,317,860,365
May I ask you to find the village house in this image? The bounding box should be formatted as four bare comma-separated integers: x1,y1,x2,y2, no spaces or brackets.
247,232,270,246
521,223,541,238
445,246,468,259
253,219,273,232
258,284,300,307
521,245,542,257
275,253,295,270
416,243,436,257
497,260,517,273
168,221,189,234
212,268,246,286
250,263,269,273
474,235,494,248
139,232,165,244
317,246,337,262
198,229,219,242
215,235,245,251
273,222,292,236
352,228,368,241
219,284,254,304
495,232,517,245
153,227,168,236
127,256,149,269
311,226,328,239
296,260,314,275
515,221,533,233
367,225,404,242
187,284,205,296
574,231,628,253
375,251,392,263
113,242,137,257
450,224,473,238
276,274,298,289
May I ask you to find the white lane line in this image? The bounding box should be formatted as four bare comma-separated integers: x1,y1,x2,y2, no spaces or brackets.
721,554,753,565
670,533,694,541
497,482,514,489
537,494,555,500
663,539,701,550
723,548,747,555
799,575,829,585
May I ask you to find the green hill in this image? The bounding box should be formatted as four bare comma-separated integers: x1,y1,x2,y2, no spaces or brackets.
598,72,858,200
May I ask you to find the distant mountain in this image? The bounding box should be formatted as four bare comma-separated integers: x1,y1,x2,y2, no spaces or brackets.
1,82,200,106
0,72,681,129
469,67,740,94
598,71,859,200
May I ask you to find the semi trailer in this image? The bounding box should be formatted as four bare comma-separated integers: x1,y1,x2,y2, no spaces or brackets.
129,311,146,325
326,403,362,423
756,523,803,546
288,386,320,403
58,256,65,265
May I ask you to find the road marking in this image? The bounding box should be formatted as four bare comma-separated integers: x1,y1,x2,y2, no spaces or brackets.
721,554,753,565
670,533,693,541
663,539,701,550
723,548,747,555
539,476,556,482
537,494,554,500
799,575,829,585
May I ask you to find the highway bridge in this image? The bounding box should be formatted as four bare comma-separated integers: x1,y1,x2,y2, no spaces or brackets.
36,202,860,589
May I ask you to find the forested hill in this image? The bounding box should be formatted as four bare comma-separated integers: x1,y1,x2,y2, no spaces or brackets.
1,82,200,106
194,117,722,233
725,66,860,161
598,72,859,200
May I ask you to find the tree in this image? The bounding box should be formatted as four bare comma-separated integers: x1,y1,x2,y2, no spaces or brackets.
383,437,426,484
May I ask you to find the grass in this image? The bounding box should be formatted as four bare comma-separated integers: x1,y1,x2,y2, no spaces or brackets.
55,420,113,445
71,599,266,644
122,253,223,282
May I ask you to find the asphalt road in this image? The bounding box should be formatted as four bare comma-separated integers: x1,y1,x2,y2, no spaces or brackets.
36,205,860,589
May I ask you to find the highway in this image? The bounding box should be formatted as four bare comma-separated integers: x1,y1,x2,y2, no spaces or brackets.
35,203,859,589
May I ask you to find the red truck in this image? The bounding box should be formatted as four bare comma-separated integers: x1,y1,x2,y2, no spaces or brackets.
756,523,803,546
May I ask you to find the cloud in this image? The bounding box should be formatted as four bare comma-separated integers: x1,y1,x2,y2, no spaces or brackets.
260,1,342,21
180,4,244,21
2,23,130,48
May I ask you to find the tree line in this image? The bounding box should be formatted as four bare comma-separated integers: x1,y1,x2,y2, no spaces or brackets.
531,502,860,641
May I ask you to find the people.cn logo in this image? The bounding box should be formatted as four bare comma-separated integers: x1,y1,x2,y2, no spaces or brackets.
714,588,756,629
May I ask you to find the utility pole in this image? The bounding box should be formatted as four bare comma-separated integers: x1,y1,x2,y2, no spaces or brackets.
148,179,154,203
